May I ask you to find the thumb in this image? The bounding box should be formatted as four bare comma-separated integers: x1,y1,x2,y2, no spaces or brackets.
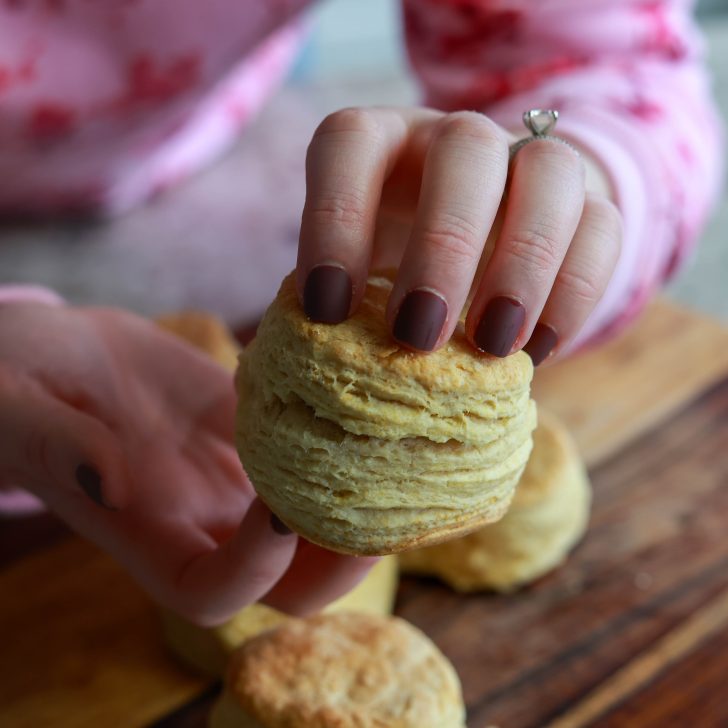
170,498,299,626
0,371,130,512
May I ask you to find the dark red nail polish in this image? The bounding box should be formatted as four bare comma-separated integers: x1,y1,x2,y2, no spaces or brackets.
524,323,558,366
303,265,352,324
474,296,526,357
270,513,293,536
393,289,448,352
75,464,115,510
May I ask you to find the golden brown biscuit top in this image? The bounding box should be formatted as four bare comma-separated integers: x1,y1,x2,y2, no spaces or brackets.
513,409,577,507
227,613,464,728
244,273,533,444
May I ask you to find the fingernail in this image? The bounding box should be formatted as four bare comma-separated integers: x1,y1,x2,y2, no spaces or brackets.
474,296,526,357
303,264,352,324
75,464,115,510
270,513,293,536
393,289,448,352
524,323,558,366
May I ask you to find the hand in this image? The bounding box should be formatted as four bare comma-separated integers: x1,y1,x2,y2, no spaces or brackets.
0,303,375,625
296,106,622,363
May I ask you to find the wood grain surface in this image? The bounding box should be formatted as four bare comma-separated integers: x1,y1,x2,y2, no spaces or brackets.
1,300,727,728
532,299,728,468
0,537,207,728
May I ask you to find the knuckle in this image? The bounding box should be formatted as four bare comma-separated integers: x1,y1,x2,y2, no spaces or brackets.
505,227,562,271
435,111,506,150
221,542,277,595
557,265,606,307
420,212,483,267
307,185,370,232
436,111,499,140
241,567,275,594
312,107,383,144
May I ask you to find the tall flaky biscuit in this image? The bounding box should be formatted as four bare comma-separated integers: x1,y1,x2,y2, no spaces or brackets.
400,409,591,592
161,556,399,676
236,273,536,555
209,613,466,728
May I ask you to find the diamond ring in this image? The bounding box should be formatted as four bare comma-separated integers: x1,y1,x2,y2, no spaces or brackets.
509,109,578,159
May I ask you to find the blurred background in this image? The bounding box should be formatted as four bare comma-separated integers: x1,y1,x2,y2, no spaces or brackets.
0,0,726,326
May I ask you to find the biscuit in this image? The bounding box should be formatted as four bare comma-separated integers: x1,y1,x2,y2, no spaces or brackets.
399,409,591,592
161,556,399,676
156,311,240,372
208,613,465,728
236,273,536,555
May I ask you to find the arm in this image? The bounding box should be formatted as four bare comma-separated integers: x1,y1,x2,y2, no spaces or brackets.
402,0,724,347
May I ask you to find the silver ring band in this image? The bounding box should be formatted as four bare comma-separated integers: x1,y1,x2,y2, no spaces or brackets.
509,134,578,159
508,109,579,160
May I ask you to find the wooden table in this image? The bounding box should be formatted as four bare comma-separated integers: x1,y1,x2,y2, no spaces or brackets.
2,300,728,728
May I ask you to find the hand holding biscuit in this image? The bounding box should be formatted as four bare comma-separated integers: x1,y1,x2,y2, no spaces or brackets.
0,303,375,624
296,106,621,362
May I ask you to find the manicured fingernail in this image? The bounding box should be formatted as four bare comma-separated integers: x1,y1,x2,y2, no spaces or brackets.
75,464,115,510
270,513,293,536
474,296,526,357
393,289,448,352
303,264,352,324
524,323,558,366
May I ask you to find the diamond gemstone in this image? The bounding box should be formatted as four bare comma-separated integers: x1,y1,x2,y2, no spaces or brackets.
524,109,558,136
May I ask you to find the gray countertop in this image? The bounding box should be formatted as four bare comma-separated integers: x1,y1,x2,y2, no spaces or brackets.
1,17,726,325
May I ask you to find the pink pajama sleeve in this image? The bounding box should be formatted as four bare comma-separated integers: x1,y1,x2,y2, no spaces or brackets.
0,0,311,215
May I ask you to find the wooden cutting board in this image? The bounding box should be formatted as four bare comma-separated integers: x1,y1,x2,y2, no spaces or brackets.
1,299,728,728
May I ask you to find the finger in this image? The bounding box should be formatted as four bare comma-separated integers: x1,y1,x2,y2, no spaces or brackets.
194,381,237,444
296,107,411,323
0,368,129,511
262,540,379,616
169,498,298,626
387,112,509,351
523,194,622,365
466,139,585,356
